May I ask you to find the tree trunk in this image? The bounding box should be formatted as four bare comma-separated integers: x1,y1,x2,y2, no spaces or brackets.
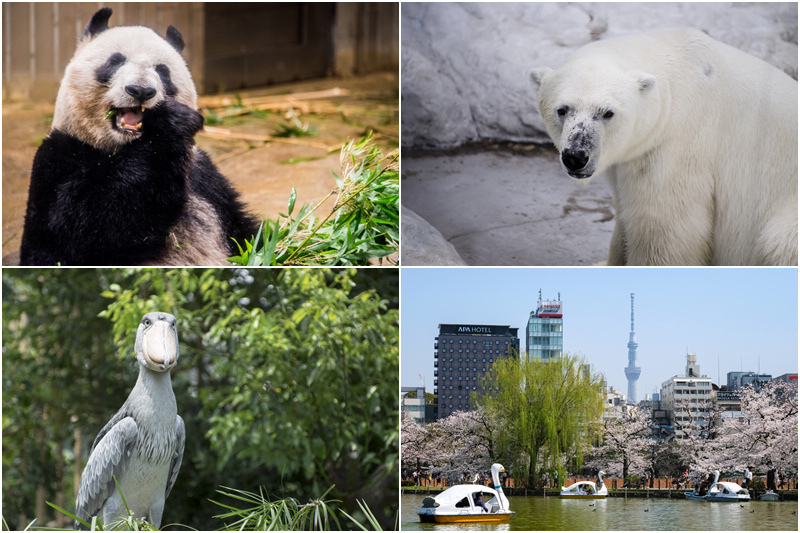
36,428,46,526
55,440,66,528
73,428,83,501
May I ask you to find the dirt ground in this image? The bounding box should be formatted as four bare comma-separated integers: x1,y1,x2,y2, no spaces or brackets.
2,72,398,264
401,144,615,266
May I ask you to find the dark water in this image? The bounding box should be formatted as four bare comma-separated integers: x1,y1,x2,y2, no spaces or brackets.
401,493,799,531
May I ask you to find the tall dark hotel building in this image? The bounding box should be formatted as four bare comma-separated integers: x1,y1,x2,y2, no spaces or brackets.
434,324,520,419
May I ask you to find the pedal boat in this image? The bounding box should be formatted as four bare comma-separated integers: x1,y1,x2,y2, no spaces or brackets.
560,470,608,499
418,463,514,523
705,470,751,502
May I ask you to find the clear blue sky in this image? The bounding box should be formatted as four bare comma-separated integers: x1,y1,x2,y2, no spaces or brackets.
401,268,798,399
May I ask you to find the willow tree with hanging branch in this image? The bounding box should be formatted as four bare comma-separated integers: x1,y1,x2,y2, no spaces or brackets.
477,353,605,488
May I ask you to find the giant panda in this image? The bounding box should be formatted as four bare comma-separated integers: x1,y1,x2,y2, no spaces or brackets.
19,8,260,266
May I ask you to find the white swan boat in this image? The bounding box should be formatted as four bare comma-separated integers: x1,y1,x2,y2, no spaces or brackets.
418,463,515,523
706,470,751,502
560,471,608,499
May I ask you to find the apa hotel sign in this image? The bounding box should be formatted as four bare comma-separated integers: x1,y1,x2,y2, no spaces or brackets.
439,324,511,335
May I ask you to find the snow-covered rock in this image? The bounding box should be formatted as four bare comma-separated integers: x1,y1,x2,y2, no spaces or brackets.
402,2,798,149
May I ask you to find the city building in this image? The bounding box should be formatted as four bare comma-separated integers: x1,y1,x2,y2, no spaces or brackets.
525,290,563,360
714,389,743,419
660,353,713,439
434,324,520,418
624,293,641,404
401,386,428,424
604,384,627,420
772,373,799,384
727,371,772,391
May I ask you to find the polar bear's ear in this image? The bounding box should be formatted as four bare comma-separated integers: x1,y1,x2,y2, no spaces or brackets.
638,74,656,92
529,68,553,89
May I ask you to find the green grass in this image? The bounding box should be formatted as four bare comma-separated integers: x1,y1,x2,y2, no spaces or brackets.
229,132,399,266
33,483,389,531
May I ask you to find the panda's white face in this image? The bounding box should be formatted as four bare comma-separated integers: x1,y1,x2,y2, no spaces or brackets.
52,25,197,153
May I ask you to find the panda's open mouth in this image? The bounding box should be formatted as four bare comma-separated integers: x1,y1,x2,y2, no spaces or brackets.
108,106,145,133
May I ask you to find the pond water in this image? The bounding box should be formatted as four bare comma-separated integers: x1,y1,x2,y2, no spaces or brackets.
401,493,799,531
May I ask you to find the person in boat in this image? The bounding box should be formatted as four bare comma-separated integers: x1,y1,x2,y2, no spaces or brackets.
698,472,713,496
474,494,489,513
767,469,777,491
584,484,594,495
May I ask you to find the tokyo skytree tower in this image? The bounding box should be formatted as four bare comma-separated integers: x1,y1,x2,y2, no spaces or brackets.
624,293,641,404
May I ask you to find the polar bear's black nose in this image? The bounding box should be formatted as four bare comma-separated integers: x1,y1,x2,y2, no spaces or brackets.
125,85,157,103
562,150,589,172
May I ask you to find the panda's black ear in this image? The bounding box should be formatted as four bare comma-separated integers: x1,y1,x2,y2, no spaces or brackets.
165,26,185,54
83,8,113,40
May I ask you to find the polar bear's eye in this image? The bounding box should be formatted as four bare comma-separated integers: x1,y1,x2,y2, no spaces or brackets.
556,107,569,117
602,110,615,119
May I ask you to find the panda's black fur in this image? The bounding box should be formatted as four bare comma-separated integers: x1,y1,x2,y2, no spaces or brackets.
19,8,259,266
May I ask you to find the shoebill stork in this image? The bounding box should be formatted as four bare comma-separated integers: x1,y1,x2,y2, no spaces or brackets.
75,312,185,529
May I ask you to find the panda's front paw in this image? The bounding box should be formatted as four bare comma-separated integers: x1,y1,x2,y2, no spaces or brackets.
142,99,204,140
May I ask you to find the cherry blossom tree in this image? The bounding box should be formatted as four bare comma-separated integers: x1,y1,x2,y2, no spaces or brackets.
400,407,503,485
708,381,798,477
670,397,719,480
586,406,651,480
401,416,430,473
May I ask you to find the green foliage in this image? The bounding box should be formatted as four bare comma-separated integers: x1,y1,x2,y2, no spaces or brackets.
42,483,390,531
2,269,398,531
479,354,605,487
230,133,399,266
211,485,342,530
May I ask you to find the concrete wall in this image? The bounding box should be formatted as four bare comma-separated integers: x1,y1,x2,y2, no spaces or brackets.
401,2,798,149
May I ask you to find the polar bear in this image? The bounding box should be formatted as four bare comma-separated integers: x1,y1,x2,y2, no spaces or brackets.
530,28,797,266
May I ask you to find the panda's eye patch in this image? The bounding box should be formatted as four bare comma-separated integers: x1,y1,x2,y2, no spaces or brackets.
96,53,126,84
156,64,178,97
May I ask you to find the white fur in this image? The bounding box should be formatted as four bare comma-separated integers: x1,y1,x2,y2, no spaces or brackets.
52,26,197,153
531,28,798,266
